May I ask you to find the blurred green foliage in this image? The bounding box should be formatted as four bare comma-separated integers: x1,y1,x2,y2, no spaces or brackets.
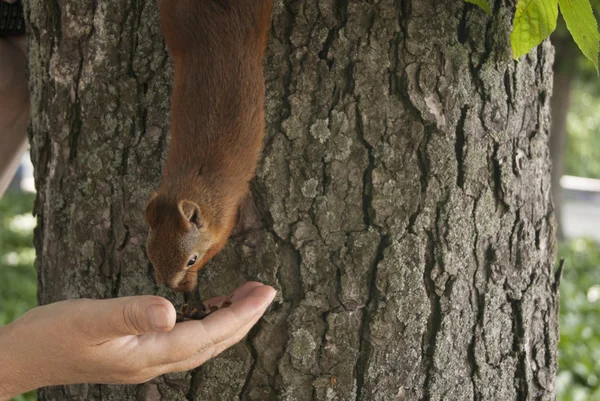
559,1,600,181
557,239,600,401
0,191,37,401
565,82,600,180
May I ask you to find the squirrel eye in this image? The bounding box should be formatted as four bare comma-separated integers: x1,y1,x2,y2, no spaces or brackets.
187,255,198,267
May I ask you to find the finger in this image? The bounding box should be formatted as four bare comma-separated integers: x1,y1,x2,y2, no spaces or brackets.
76,296,177,341
159,296,271,374
184,282,267,314
201,296,227,310
160,301,269,374
228,281,266,302
147,285,275,366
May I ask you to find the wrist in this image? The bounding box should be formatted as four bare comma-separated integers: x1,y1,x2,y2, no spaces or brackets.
0,319,45,400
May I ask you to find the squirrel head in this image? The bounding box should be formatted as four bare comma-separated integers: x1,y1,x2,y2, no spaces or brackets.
144,193,212,292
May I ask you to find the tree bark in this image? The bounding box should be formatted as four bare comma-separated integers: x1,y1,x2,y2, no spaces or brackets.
27,1,559,400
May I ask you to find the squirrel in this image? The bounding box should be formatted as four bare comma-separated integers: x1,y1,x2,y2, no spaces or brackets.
145,0,272,292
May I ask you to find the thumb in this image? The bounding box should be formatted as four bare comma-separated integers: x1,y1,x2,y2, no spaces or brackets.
84,296,177,339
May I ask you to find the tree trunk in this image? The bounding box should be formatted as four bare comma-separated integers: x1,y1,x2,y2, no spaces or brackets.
27,1,559,400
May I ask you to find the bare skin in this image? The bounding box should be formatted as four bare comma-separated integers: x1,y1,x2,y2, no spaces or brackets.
0,0,28,197
0,6,277,399
0,282,276,400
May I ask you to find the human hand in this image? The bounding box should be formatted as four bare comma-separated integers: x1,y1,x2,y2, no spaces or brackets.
0,282,276,400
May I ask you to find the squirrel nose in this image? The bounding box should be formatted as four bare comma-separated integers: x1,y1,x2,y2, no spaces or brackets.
165,271,188,291
168,278,188,291
171,279,195,293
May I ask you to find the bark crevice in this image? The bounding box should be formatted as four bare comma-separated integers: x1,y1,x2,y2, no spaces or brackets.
28,1,559,400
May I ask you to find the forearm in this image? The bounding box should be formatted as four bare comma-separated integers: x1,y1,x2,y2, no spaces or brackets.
0,37,29,198
0,123,28,198
0,322,43,401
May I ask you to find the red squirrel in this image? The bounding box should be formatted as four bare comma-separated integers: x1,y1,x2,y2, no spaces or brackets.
145,0,272,292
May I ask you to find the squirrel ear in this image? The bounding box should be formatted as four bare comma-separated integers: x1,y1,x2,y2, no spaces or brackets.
179,200,203,229
145,192,159,228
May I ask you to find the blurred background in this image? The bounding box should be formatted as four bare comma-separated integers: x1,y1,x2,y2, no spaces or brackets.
1,16,600,401
550,13,600,401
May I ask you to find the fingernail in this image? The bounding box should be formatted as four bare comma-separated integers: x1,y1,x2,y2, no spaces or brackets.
147,304,171,331
264,288,277,307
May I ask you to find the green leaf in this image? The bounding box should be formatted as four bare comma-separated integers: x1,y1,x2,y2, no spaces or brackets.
465,0,492,15
559,0,600,73
511,0,559,59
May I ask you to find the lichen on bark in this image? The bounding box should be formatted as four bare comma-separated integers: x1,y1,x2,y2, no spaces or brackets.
27,0,558,400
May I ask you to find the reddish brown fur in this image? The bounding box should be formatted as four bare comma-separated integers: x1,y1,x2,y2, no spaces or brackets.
145,0,272,292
